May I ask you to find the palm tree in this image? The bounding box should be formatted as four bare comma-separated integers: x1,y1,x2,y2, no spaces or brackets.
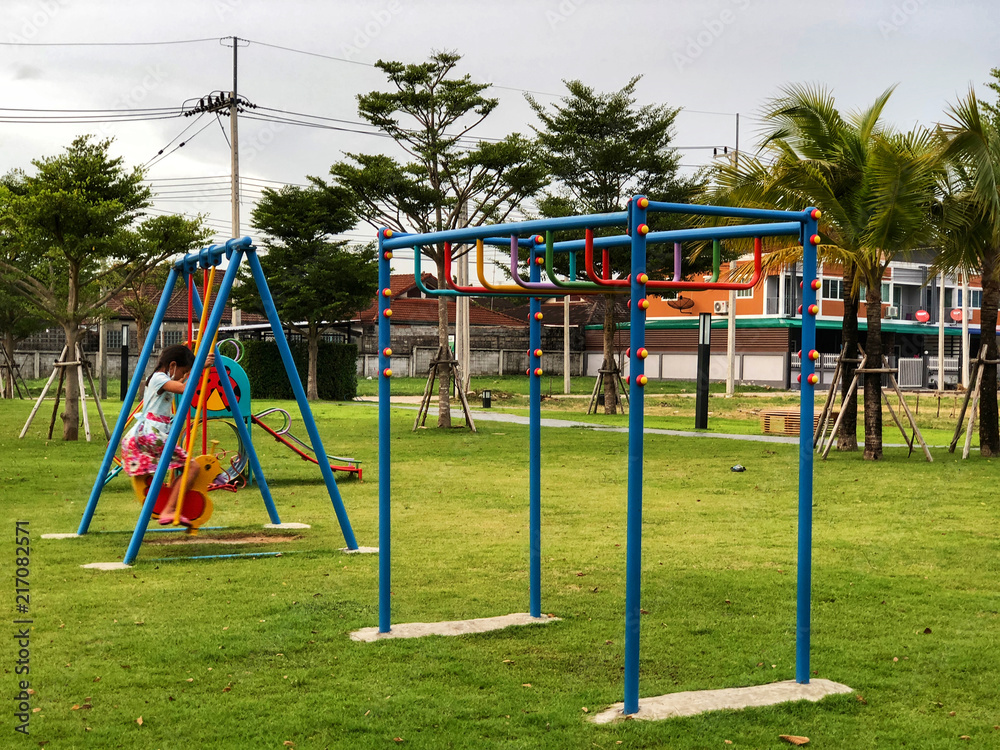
936,87,1000,455
710,85,940,459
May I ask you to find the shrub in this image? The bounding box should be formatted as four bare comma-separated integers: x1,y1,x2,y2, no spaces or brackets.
240,339,358,400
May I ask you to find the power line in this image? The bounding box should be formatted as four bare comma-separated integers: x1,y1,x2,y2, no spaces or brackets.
144,117,218,171
0,38,219,47
143,113,206,167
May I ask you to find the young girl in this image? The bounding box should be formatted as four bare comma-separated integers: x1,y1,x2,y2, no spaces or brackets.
120,344,211,525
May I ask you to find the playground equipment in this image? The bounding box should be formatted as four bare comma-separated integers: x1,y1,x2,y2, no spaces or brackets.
77,237,361,566
375,198,828,717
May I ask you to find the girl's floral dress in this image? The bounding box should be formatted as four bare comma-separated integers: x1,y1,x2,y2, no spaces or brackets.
120,371,188,476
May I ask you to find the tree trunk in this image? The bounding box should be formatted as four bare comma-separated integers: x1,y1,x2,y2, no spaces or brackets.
61,324,80,441
979,249,1000,456
2,332,14,399
307,324,319,401
862,282,883,460
838,261,859,451
601,294,619,414
435,255,452,428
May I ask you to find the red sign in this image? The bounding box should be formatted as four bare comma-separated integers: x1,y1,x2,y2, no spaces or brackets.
915,309,930,322
950,308,963,322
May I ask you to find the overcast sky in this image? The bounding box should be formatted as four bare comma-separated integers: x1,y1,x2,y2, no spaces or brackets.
3,0,1000,273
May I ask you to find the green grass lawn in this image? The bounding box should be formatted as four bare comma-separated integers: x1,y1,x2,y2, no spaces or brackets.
2,395,999,748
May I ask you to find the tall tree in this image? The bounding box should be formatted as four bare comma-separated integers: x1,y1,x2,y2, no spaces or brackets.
0,136,207,439
232,182,378,400
710,85,940,459
527,78,700,413
331,51,547,427
936,81,1000,455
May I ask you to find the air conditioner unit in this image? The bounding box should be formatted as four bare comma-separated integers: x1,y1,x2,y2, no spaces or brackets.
713,300,729,315
886,306,899,319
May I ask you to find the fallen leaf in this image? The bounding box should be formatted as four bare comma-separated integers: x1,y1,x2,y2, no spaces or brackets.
186,678,194,682
605,640,613,645
26,689,35,695
364,710,371,716
950,711,956,717
71,705,80,710
283,742,294,747
893,657,899,662
924,627,932,634
393,739,403,744
581,707,589,713
725,742,733,746
32,708,40,713
223,626,229,631
522,683,532,688
93,677,101,682
502,659,513,664
136,717,143,726
640,608,649,615
960,736,971,741
779,736,809,746
856,694,867,704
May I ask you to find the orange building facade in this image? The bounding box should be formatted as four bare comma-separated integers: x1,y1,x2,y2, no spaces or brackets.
581,251,983,389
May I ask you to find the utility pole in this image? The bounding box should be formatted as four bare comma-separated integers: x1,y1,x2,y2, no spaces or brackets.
456,202,470,395
181,37,254,328
563,294,571,394
938,270,945,394
725,114,739,396
229,35,242,328
962,269,970,387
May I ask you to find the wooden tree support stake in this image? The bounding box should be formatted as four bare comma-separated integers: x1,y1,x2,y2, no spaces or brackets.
413,344,476,432
587,362,629,415
19,343,110,442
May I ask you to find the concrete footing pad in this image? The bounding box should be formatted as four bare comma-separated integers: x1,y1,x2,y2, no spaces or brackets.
81,562,132,571
263,522,311,530
342,546,379,554
590,679,853,724
42,533,80,539
350,612,560,642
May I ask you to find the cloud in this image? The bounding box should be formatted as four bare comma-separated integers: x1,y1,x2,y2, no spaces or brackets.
12,65,43,80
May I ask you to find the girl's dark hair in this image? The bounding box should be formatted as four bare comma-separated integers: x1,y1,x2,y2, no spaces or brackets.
147,344,196,385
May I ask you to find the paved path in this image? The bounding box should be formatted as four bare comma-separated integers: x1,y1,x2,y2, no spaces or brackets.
355,399,938,449
356,399,799,444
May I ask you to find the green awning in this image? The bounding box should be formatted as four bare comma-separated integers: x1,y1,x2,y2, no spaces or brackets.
586,316,972,336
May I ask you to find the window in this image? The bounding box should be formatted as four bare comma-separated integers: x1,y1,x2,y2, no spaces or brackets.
163,330,186,346
822,278,844,300
858,282,891,301
736,286,753,298
956,288,982,309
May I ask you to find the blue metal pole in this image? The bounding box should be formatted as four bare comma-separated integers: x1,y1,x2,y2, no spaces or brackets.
122,249,244,565
78,265,180,535
245,249,359,550
623,197,649,715
378,231,393,632
188,284,281,524
796,211,820,683
529,247,542,619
